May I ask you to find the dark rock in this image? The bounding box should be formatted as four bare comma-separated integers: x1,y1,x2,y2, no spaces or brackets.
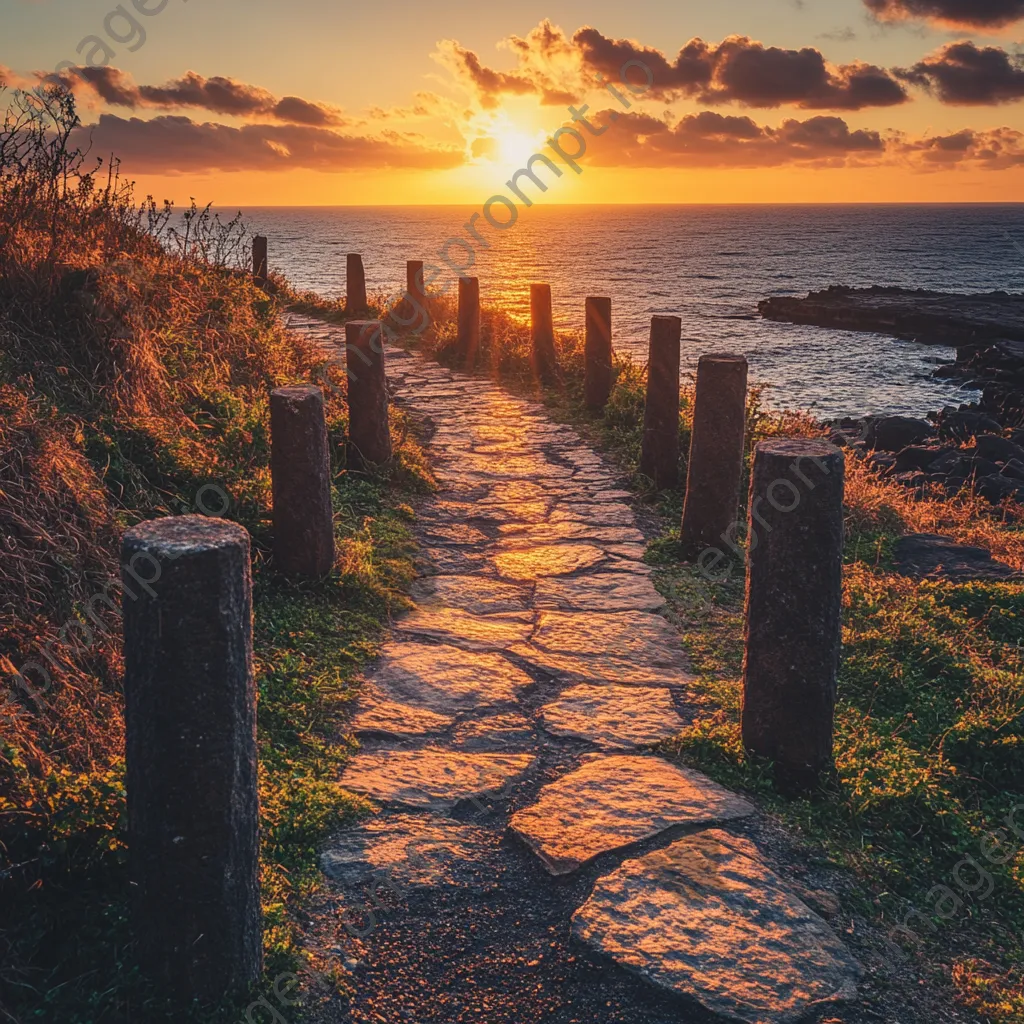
892,445,953,473
929,451,974,477
977,474,1024,504
1001,458,1024,483
893,533,1022,582
759,286,1024,348
936,409,1004,442
863,415,933,452
976,434,1024,465
1011,429,1024,447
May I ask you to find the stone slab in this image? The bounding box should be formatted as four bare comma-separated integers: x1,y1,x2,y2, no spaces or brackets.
540,685,684,750
572,830,860,1024
509,755,754,874
395,607,535,650
534,573,665,612
321,814,494,888
510,611,694,687
452,712,537,751
349,688,454,738
342,748,535,811
494,544,608,580
420,523,490,547
370,641,533,714
893,533,1022,582
550,504,637,527
410,575,533,614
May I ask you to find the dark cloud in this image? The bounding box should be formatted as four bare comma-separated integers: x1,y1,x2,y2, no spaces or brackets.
69,114,464,174
897,126,1024,168
58,67,348,126
573,29,908,109
864,0,1024,28
897,42,1024,105
584,110,886,167
438,24,905,111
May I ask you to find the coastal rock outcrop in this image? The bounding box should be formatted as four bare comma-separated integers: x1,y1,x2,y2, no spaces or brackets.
768,286,1024,506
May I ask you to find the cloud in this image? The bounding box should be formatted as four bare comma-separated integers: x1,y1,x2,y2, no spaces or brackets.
57,67,349,126
897,42,1024,104
435,23,906,111
70,114,465,174
863,0,1024,28
896,126,1024,168
581,107,1024,171
584,110,887,167
572,27,908,109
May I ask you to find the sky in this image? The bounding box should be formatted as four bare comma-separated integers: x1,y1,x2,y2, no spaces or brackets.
2,0,1024,203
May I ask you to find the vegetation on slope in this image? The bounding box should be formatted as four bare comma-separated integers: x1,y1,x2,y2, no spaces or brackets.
0,85,431,1021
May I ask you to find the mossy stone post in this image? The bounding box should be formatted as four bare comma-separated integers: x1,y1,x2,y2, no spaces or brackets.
584,296,613,412
741,438,845,789
347,253,367,313
252,235,268,286
680,354,749,557
530,283,559,384
270,386,335,576
406,259,429,327
345,320,392,469
122,516,260,1002
458,275,480,366
639,315,682,490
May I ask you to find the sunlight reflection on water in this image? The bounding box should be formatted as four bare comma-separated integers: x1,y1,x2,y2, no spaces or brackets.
239,204,1024,419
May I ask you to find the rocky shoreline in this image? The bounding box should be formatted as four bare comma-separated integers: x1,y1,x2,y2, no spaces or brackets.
760,286,1024,505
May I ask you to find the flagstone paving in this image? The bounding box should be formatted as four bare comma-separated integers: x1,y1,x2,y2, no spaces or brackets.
573,830,862,1024
286,314,860,1023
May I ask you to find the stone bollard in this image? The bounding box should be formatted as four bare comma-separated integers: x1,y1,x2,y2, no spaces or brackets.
122,516,260,1002
639,316,682,490
680,354,749,557
347,253,367,313
741,438,845,789
458,275,481,366
406,260,429,327
584,296,613,412
345,320,392,469
270,386,335,576
530,283,559,384
252,235,268,286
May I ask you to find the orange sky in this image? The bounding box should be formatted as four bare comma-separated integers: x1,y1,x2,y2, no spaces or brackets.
4,0,1024,204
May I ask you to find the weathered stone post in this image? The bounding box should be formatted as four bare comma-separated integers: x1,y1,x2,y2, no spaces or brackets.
345,320,392,469
741,438,845,789
122,516,260,1002
530,283,559,383
252,235,268,286
406,260,428,327
347,253,367,313
639,316,682,490
584,296,613,412
270,386,335,576
680,354,749,557
458,275,481,366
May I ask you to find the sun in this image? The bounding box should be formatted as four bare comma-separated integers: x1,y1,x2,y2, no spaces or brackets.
496,127,543,166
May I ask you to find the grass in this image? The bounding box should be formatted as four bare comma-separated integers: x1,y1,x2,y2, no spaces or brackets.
348,277,1024,1021
0,84,433,1021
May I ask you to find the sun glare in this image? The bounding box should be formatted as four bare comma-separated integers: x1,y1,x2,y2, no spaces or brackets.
496,127,543,166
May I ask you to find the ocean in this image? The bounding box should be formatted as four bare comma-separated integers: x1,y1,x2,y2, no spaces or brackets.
239,204,1024,419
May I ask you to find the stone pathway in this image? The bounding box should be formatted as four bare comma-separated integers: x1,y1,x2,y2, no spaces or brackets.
286,313,861,1024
